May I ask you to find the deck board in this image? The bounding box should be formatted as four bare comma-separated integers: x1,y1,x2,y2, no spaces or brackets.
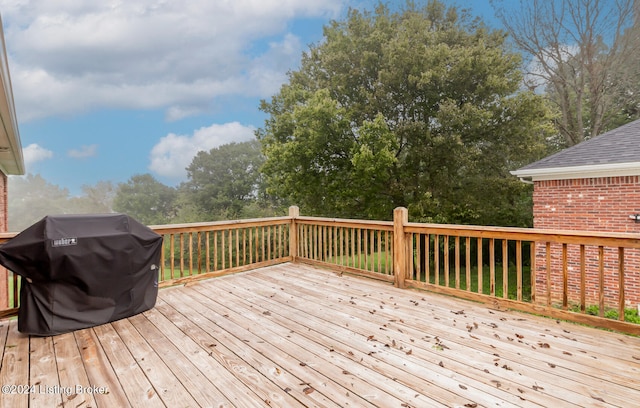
52,331,97,408
0,262,639,407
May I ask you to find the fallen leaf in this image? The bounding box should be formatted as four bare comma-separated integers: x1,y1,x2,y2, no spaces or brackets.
303,387,314,395
459,384,467,390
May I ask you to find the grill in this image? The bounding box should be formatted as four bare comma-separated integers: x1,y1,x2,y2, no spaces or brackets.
0,214,162,336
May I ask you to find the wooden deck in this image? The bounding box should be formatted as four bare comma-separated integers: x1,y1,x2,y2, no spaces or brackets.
0,263,639,407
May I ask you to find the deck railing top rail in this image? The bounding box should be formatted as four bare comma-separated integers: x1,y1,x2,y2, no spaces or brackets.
295,215,394,230
150,216,292,234
405,222,640,248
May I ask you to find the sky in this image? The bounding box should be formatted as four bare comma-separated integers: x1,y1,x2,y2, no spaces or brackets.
0,0,498,195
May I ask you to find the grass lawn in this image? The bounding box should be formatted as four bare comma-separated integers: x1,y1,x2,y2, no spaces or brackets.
428,264,532,301
328,251,393,274
328,251,532,300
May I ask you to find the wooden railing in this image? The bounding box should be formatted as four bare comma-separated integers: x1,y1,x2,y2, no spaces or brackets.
0,207,639,335
152,216,291,287
0,216,292,318
292,215,394,282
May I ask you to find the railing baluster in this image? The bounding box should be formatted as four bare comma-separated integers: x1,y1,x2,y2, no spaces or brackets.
197,232,202,274
580,244,586,312
160,235,166,282
235,229,240,266
562,243,568,309
266,226,271,262
408,233,414,279
377,230,382,274
455,236,460,289
205,231,210,272
502,239,508,299
169,234,175,279
213,231,218,271
490,238,495,297
415,233,421,281
546,242,551,307
424,234,430,283
243,229,247,266
188,233,193,277
530,242,536,303
619,247,625,321
444,235,450,288
477,238,483,294
221,229,226,269
384,231,393,275
598,246,604,317
370,230,375,272
516,240,522,302
466,237,471,292
434,235,440,286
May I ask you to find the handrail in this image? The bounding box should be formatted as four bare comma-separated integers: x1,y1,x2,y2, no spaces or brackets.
0,208,638,335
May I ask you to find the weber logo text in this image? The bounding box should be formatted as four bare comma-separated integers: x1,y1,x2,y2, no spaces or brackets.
51,238,78,247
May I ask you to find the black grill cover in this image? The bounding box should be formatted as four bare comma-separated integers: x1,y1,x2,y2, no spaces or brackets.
0,214,162,336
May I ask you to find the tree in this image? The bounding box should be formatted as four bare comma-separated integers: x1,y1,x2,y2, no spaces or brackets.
8,174,75,231
70,181,116,213
113,174,177,225
179,140,266,220
258,1,553,225
492,0,639,146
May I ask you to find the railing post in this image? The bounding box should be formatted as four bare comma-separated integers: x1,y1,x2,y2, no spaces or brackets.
289,206,299,262
393,207,408,288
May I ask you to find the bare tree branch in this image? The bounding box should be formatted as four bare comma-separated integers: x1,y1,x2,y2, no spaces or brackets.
492,0,638,145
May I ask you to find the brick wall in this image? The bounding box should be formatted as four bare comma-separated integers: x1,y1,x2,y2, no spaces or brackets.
533,176,640,309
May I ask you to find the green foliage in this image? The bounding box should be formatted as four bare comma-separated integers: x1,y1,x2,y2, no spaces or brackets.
8,174,74,231
580,305,640,324
258,0,553,225
178,140,274,221
8,176,118,231
113,173,178,225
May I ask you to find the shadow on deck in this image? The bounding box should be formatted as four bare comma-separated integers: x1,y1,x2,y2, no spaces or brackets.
1,263,639,407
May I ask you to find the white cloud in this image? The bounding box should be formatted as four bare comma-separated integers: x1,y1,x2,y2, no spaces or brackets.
22,143,53,168
0,0,345,122
149,122,256,180
68,144,98,159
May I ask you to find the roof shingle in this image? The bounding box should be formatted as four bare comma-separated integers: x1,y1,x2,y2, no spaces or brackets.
516,118,640,172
